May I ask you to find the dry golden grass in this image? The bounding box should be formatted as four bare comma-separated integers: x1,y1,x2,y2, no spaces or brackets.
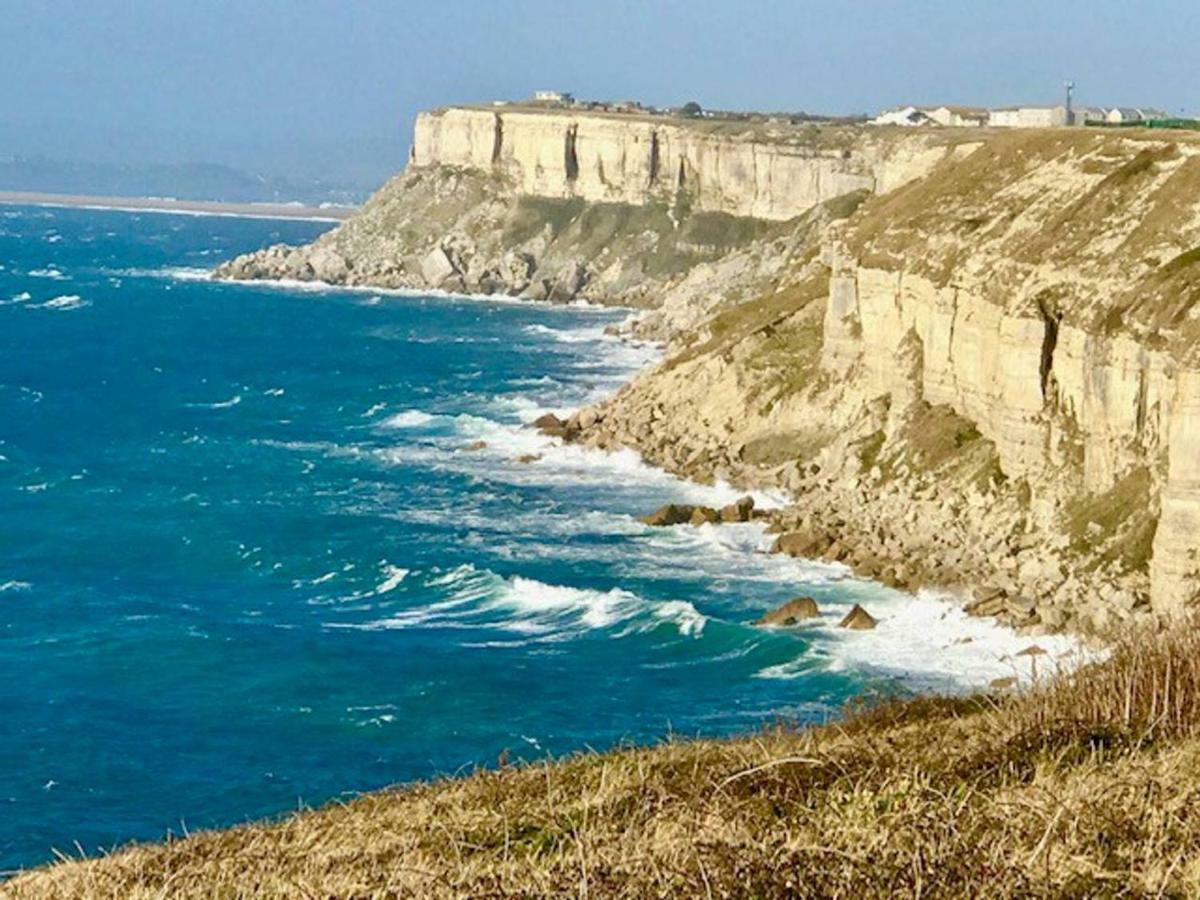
9,622,1200,898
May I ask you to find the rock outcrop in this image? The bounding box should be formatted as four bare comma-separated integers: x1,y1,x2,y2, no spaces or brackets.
838,605,878,630
216,105,959,310
755,596,821,626
214,105,1200,636
411,106,947,221
578,129,1200,635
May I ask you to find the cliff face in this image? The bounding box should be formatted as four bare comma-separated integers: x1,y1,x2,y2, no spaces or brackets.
214,105,1200,631
216,107,953,309
411,107,946,221
580,129,1200,632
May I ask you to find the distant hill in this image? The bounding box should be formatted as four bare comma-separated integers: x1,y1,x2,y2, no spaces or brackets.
0,155,372,206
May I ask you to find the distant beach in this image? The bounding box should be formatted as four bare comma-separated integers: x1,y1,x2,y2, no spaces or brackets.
0,190,356,221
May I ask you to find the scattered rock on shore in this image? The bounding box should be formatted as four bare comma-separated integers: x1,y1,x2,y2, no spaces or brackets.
838,604,878,630
755,596,820,626
532,413,579,441
640,504,725,526
515,453,542,464
641,504,696,526
463,440,488,451
720,496,756,523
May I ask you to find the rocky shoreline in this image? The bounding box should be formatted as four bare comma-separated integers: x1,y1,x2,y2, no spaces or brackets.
533,409,1148,641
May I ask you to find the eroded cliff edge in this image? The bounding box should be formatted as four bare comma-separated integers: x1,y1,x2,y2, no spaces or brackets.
219,109,1200,635
576,129,1200,633
215,106,956,314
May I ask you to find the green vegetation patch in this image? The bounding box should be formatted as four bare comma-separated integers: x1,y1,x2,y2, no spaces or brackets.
502,196,587,245
1061,466,1158,573
898,403,983,469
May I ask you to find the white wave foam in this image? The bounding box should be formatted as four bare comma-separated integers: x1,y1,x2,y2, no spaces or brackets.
380,409,436,428
27,267,65,279
190,394,241,410
0,580,31,593
32,294,88,310
374,563,410,595
214,273,610,310
523,322,612,344
0,291,32,306
331,567,706,640
761,588,1092,691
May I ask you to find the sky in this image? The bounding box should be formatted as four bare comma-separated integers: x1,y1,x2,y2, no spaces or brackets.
3,0,1197,188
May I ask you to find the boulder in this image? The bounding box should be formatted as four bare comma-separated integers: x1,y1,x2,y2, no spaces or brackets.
546,260,588,303
755,596,820,626
771,528,832,558
690,506,721,526
500,250,535,294
641,504,696,527
838,604,877,630
420,246,459,287
532,413,577,440
990,677,1018,690
720,496,756,523
308,245,350,282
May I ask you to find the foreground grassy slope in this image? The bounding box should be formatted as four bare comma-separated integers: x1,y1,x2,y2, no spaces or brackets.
9,624,1200,898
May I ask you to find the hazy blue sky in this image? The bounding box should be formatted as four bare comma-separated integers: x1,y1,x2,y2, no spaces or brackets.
4,0,1196,186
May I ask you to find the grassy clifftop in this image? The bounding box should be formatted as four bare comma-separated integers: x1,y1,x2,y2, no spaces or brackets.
9,623,1200,897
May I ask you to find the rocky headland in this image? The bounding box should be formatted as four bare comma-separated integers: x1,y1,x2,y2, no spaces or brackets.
219,105,1200,638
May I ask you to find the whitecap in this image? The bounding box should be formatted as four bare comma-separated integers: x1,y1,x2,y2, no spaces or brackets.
189,394,242,409
380,409,435,428
32,294,88,311
373,563,410,595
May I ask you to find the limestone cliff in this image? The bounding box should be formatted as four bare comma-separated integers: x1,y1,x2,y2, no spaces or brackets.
215,106,953,310
215,104,1200,634
410,106,947,221
579,129,1200,633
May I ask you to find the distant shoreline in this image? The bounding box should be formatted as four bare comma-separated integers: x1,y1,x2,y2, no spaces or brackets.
0,190,356,222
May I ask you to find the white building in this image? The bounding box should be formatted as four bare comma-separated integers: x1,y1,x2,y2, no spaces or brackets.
1071,106,1107,125
1105,107,1168,124
869,106,934,127
927,105,988,127
988,106,1069,128
532,90,574,104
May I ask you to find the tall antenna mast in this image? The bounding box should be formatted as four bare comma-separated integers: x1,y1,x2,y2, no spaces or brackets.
1065,80,1075,124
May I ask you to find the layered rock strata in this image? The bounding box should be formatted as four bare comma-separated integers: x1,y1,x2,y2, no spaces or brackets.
216,106,956,309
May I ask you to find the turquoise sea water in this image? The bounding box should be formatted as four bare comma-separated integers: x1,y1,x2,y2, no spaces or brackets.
0,205,1063,872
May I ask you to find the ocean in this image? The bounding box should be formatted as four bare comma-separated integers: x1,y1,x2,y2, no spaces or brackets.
0,204,1074,871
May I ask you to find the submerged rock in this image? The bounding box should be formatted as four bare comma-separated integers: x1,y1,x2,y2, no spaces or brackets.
463,440,488,451
515,453,542,464
838,604,877,630
755,596,820,626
